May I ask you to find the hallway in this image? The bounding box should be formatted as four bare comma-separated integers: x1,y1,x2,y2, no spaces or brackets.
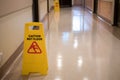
2,6,120,80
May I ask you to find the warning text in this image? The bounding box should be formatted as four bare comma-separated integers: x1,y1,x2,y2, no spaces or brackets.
27,35,42,40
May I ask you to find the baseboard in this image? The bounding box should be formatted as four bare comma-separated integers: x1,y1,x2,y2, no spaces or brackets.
0,42,23,79
97,14,112,24
85,7,93,13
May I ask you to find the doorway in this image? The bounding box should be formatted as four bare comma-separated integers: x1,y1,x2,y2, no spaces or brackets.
47,0,49,12
59,0,72,8
73,0,82,6
118,0,120,26
114,0,120,26
93,0,98,14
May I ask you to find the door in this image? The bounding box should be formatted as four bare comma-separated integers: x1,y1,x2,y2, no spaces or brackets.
59,0,72,8
93,0,98,14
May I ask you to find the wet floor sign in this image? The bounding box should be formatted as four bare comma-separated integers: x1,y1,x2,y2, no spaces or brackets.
54,0,60,12
22,22,48,75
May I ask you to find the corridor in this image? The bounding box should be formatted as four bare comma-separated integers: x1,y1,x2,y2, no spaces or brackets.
2,6,120,80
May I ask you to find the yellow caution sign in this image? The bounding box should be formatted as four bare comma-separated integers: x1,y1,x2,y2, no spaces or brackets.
54,0,60,12
22,22,48,75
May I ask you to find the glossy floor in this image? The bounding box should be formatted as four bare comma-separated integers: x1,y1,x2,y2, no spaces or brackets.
3,7,120,80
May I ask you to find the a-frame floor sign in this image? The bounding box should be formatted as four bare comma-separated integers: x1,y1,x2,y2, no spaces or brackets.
22,22,48,75
54,0,60,12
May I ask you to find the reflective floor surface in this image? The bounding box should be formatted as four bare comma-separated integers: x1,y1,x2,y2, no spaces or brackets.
2,6,120,80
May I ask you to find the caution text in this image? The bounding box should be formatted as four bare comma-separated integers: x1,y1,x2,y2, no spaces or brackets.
27,35,42,40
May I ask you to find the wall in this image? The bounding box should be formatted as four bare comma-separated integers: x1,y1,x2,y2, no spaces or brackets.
97,0,114,23
85,0,94,11
39,0,48,20
0,0,32,17
0,0,32,67
49,0,54,10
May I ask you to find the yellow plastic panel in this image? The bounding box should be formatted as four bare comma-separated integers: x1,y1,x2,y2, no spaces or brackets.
22,22,48,75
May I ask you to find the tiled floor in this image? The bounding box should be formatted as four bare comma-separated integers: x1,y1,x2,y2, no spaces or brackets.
2,6,120,80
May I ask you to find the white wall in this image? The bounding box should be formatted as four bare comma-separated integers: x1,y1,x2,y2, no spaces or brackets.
39,0,47,20
0,0,32,17
49,0,54,10
0,0,32,67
